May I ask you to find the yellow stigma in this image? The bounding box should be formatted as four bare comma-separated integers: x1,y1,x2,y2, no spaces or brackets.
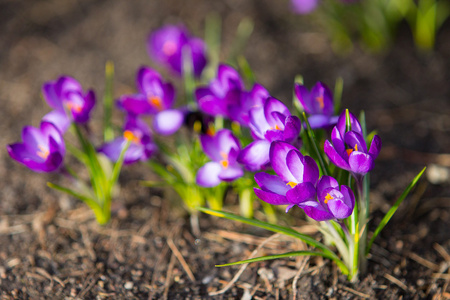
315,95,325,109
324,193,334,204
148,96,163,111
123,130,140,144
220,160,229,169
286,181,297,188
274,124,281,130
206,125,215,137
36,145,49,159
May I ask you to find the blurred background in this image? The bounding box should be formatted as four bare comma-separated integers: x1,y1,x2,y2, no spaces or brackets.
0,0,449,297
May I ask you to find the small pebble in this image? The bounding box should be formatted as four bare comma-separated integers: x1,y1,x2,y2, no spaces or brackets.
124,281,134,290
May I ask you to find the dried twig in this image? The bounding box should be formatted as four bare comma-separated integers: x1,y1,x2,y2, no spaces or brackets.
341,286,371,299
167,238,196,282
384,273,408,291
408,252,440,271
163,253,176,300
209,233,280,296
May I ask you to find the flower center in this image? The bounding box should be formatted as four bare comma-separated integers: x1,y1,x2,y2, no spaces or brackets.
219,151,228,169
315,95,325,109
162,41,177,56
286,181,297,188
346,144,358,156
324,193,334,204
36,145,49,159
206,125,215,137
148,96,163,111
123,130,141,144
65,102,83,113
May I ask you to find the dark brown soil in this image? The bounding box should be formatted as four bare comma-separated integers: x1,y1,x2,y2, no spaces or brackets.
1,0,449,299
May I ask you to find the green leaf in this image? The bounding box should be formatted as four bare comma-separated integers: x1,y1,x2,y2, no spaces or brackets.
366,167,426,254
103,61,115,142
216,251,344,269
109,139,130,187
47,182,99,214
333,77,344,115
198,207,345,270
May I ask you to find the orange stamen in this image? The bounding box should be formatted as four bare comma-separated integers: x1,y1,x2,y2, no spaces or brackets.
274,124,281,130
220,160,229,169
346,144,358,156
148,96,163,111
315,95,325,109
324,193,334,204
66,102,82,113
206,126,215,137
37,145,49,159
123,130,140,144
286,181,297,188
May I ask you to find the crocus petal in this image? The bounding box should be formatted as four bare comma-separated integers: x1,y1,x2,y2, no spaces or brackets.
317,175,339,200
283,116,301,142
153,109,184,135
369,135,382,159
286,182,316,205
264,97,289,127
196,162,222,187
264,129,284,142
97,138,127,162
269,141,298,182
300,201,334,221
294,84,312,113
188,37,208,77
310,82,333,116
290,0,320,14
330,127,346,158
336,110,362,137
42,111,70,134
254,172,290,195
117,94,154,115
348,152,374,175
307,115,337,129
237,140,270,171
339,185,355,210
324,140,350,171
254,188,290,206
219,166,243,182
42,82,64,111
344,131,368,153
249,106,271,139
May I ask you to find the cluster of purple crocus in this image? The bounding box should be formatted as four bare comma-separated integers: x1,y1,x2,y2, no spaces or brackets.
7,22,381,225
290,0,357,15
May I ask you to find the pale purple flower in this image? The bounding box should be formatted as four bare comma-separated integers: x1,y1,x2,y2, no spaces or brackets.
291,0,320,14
7,121,65,173
196,129,244,187
228,83,270,126
324,110,382,177
116,67,183,135
42,76,95,133
147,24,207,78
98,116,157,164
195,64,245,118
237,97,301,171
295,82,338,129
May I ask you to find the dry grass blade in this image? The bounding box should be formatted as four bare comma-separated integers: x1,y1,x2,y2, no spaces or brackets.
167,238,196,282
209,233,281,296
384,273,409,291
163,253,176,300
341,286,371,299
408,252,440,271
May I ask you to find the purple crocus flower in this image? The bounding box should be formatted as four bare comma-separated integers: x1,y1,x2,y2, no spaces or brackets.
116,67,184,135
195,64,245,118
98,116,157,164
42,76,96,133
300,176,355,221
147,24,207,78
196,129,244,187
7,121,65,173
290,0,320,14
237,97,302,171
254,141,319,212
228,83,270,126
324,110,382,177
295,82,338,129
